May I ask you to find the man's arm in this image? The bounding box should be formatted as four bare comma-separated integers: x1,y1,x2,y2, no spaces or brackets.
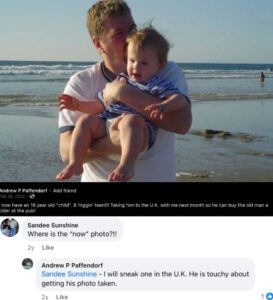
59,131,72,163
102,81,192,134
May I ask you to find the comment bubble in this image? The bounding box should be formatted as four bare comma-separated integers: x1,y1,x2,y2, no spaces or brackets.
37,258,254,291
22,218,122,241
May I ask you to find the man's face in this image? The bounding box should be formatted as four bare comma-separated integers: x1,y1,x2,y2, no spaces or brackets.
99,13,136,61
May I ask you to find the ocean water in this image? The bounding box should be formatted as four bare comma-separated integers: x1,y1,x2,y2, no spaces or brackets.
1,60,273,181
1,60,273,106
185,63,273,101
0,60,91,106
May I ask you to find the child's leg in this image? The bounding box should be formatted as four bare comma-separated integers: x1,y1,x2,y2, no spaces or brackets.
108,114,149,182
56,115,106,180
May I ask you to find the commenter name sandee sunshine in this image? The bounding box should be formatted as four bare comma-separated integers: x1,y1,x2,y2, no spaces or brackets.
27,223,78,228
41,271,98,277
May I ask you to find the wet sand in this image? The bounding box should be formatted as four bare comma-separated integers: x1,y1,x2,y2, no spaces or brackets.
175,99,273,182
0,99,273,182
0,111,65,182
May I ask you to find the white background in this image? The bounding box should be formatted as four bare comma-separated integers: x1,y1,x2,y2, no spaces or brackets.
0,217,272,300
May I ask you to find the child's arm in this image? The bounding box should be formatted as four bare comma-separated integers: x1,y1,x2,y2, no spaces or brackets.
58,94,105,115
144,93,189,120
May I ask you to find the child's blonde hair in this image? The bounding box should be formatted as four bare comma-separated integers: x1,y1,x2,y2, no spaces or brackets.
126,26,170,64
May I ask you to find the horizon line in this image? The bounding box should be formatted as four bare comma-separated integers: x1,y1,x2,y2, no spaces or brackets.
0,59,273,65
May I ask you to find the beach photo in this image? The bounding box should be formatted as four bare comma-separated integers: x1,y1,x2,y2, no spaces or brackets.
0,0,273,182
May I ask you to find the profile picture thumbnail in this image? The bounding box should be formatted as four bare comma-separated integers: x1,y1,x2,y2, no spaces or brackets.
1,218,19,237
22,258,34,270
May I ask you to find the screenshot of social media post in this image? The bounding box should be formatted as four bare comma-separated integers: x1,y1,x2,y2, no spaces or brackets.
1,184,273,300
1,0,273,299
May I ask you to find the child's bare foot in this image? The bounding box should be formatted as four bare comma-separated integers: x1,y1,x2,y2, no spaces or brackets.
56,163,83,181
108,162,135,182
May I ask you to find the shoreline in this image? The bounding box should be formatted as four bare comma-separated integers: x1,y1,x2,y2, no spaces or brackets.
1,99,273,182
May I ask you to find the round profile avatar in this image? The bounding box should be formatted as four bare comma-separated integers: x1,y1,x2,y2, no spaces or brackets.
1,218,19,237
22,258,34,270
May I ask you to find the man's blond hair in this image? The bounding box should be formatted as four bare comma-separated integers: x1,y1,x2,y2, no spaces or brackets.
126,26,170,64
87,0,131,39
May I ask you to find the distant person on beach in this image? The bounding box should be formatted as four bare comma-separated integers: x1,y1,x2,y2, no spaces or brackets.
260,71,265,84
58,0,191,182
57,27,189,182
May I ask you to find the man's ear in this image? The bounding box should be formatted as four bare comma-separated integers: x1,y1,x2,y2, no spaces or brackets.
92,37,104,54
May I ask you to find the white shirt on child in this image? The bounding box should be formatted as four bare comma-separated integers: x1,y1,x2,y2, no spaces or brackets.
58,61,189,182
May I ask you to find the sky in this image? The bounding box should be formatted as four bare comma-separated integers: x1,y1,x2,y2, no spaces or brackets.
0,0,273,63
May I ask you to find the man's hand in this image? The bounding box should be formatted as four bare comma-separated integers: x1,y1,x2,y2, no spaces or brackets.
59,122,122,164
82,117,122,161
102,77,127,107
58,94,79,111
107,114,129,146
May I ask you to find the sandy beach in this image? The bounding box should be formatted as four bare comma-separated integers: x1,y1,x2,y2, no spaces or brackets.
176,98,273,182
0,107,66,182
1,98,273,182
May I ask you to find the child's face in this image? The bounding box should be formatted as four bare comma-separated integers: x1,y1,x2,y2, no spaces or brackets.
127,43,162,82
